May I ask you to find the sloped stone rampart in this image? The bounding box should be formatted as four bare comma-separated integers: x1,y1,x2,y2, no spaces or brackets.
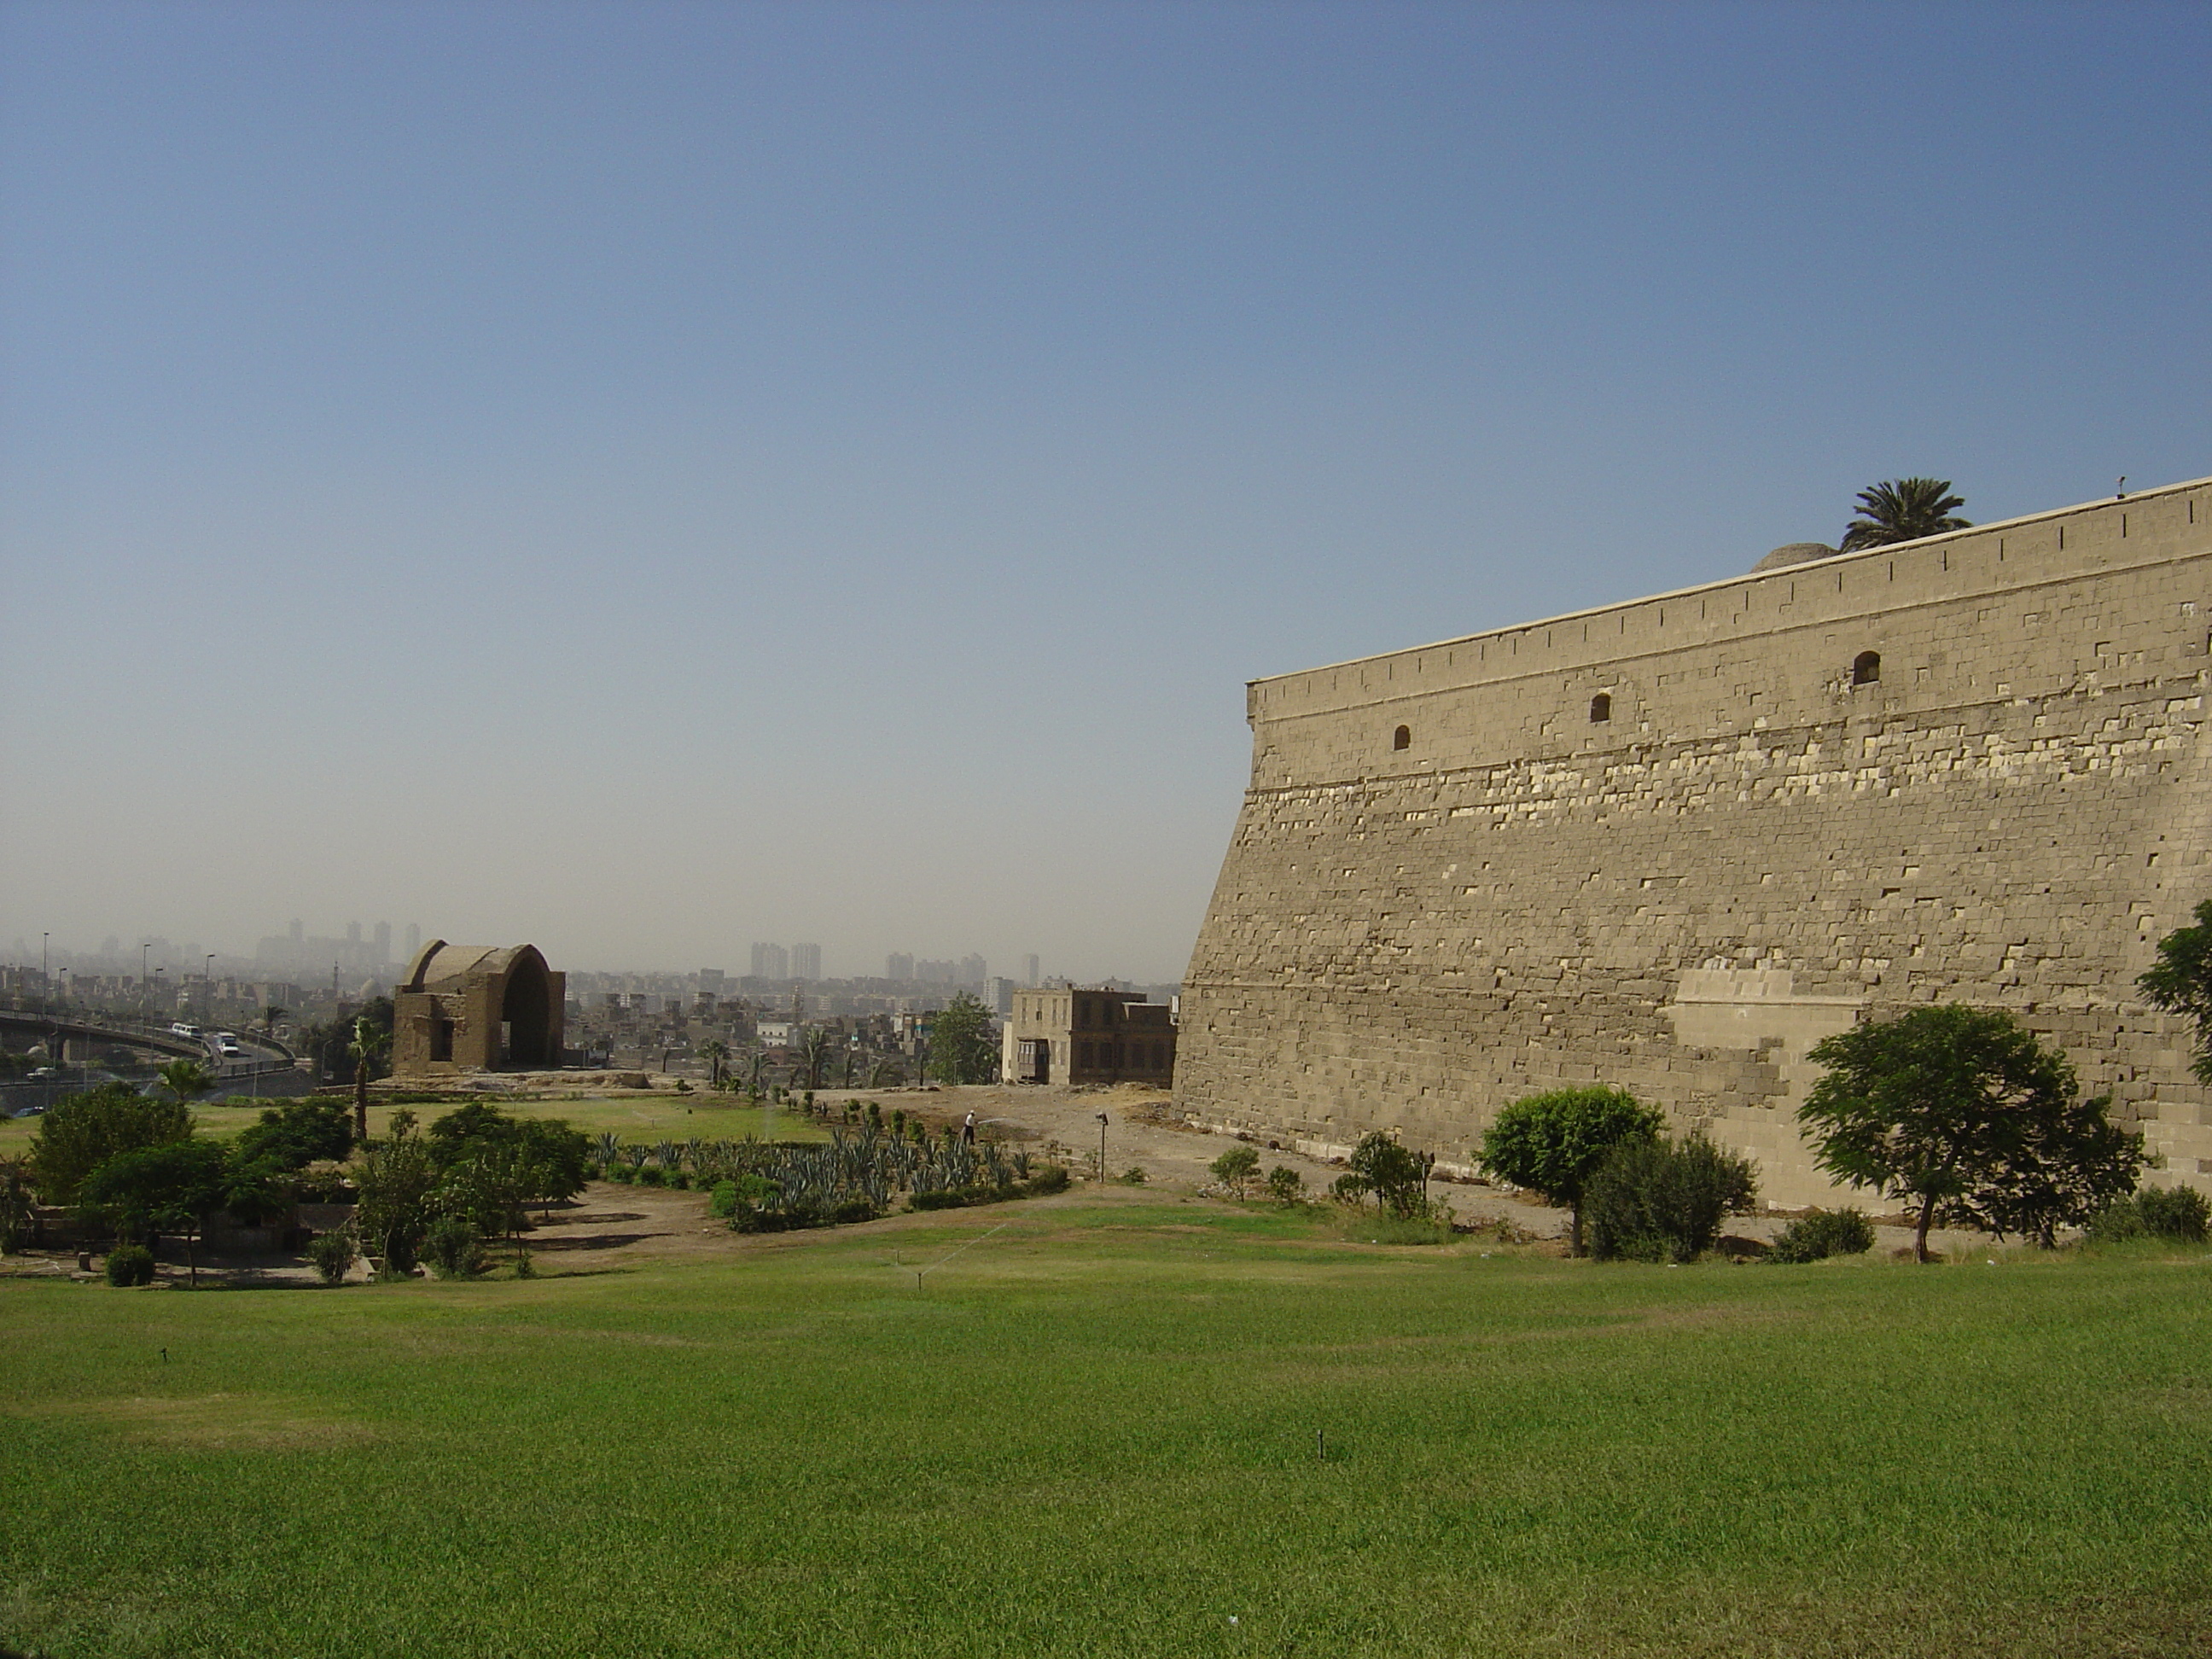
1181,477,2212,1205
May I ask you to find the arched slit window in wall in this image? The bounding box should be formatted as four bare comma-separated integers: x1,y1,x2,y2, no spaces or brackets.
1589,692,1612,723
1392,724,1411,751
1852,650,1881,686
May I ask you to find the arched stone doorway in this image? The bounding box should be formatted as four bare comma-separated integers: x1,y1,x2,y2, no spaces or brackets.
501,952,553,1066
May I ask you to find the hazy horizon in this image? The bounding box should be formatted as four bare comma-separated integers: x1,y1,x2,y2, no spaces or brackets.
5,3,2208,986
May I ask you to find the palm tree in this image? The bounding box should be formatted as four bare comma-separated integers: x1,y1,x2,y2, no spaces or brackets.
798,1027,836,1091
699,1039,732,1089
156,1057,215,1108
262,1004,287,1037
1840,478,1970,551
350,1015,390,1143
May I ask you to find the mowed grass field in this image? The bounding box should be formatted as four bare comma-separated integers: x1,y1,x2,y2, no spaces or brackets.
4,1193,2209,1659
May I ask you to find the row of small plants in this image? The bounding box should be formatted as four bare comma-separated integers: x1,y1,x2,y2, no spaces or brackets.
587,1121,1071,1231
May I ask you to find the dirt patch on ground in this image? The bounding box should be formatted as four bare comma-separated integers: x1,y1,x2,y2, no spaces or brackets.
19,1393,381,1451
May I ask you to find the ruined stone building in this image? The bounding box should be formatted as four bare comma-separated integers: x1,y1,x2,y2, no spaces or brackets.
1003,987,1178,1086
1180,474,2212,1204
392,942,566,1080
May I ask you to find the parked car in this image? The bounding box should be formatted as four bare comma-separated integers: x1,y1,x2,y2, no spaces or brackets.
10,1103,48,1119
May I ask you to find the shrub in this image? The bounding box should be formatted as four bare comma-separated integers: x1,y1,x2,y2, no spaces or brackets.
1210,1144,1260,1196
105,1243,155,1286
1119,1166,1147,1185
1768,1207,1876,1264
638,1165,665,1187
424,1216,486,1279
2138,1185,2212,1242
709,1180,738,1218
607,1163,635,1184
1342,1132,1429,1217
2087,1185,2212,1244
1585,1133,1760,1263
1026,1165,1070,1196
911,1188,981,1212
1266,1166,1305,1205
307,1230,358,1285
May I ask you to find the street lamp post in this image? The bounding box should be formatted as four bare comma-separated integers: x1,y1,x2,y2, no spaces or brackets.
1096,1112,1109,1183
142,943,151,1009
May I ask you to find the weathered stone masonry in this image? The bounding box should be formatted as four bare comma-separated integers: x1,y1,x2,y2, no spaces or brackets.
1180,476,2212,1205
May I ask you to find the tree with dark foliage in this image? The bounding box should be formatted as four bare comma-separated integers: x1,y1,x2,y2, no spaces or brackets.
1802,1005,2139,1259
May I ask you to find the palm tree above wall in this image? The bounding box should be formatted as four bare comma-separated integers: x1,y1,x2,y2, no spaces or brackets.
1840,478,1970,551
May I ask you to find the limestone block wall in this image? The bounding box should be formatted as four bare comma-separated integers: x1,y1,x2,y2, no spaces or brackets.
1180,475,2212,1206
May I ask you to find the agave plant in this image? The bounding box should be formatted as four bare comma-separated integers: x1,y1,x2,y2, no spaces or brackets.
594,1132,622,1167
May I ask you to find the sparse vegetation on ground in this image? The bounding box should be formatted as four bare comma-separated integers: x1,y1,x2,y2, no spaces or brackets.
5,1190,2209,1658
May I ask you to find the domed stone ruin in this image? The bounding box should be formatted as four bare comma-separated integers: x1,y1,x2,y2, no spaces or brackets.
392,941,566,1079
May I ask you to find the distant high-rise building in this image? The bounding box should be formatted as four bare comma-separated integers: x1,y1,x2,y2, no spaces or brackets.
346,921,362,946
373,922,392,963
405,923,422,963
958,953,987,987
1022,953,1040,987
288,918,304,945
790,943,822,981
750,942,789,980
887,952,914,981
985,976,1016,1016
698,969,727,993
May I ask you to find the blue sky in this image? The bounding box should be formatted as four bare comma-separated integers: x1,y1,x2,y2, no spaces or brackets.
3,1,2208,982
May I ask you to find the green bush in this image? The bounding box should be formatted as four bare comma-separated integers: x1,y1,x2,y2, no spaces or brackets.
911,1187,983,1212
638,1165,665,1188
709,1180,738,1217
307,1230,358,1285
606,1163,635,1184
425,1216,486,1279
104,1243,155,1286
1266,1166,1305,1205
2137,1185,2212,1241
1119,1167,1147,1185
2087,1185,2212,1244
1025,1165,1070,1196
1210,1144,1260,1196
1768,1207,1876,1264
1585,1133,1760,1263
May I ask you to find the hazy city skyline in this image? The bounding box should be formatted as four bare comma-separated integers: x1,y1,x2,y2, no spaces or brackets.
3,3,2205,984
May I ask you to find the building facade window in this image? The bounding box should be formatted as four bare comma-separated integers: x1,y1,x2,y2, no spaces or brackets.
1590,692,1611,722
1853,650,1881,685
1393,725,1412,750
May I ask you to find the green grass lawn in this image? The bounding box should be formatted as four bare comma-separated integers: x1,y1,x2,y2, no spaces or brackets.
4,1194,2209,1658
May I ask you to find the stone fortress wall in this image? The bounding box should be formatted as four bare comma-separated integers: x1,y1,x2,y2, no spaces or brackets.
1179,474,2212,1206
